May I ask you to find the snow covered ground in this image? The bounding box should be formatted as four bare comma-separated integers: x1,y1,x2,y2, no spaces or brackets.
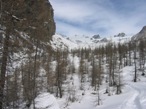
56,66,146,109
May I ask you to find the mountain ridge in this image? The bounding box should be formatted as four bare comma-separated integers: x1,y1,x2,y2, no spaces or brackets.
51,33,132,50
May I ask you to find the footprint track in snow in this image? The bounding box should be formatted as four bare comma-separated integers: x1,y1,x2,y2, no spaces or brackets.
119,83,142,109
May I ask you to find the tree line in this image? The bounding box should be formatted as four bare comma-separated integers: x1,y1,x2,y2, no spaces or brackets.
0,0,55,108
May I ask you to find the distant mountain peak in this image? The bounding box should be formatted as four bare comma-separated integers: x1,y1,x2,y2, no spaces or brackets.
139,26,146,34
114,32,126,37
132,26,146,40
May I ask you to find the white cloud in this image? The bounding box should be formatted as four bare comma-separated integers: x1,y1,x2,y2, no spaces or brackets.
56,21,95,37
50,0,146,37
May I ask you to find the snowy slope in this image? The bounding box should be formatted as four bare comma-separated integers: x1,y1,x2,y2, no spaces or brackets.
57,65,146,109
96,66,146,109
50,34,78,50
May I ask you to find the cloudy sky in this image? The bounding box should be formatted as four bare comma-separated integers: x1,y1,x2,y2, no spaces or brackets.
50,0,146,37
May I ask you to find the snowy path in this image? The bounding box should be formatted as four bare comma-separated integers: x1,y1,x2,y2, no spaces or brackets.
118,66,146,109
97,82,146,109
118,82,146,109
98,66,146,109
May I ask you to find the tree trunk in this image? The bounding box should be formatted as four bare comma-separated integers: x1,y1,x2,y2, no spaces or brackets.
0,32,10,109
134,47,137,82
32,40,39,109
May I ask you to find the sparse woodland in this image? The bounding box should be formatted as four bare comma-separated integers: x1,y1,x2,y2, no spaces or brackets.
0,0,146,109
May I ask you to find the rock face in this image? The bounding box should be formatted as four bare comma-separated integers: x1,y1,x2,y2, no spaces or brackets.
132,26,146,40
1,0,56,42
92,34,100,39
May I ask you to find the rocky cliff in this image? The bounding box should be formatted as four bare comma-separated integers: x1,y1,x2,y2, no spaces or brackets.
1,0,56,42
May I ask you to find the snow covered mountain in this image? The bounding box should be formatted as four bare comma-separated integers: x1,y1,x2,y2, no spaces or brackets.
51,33,132,49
